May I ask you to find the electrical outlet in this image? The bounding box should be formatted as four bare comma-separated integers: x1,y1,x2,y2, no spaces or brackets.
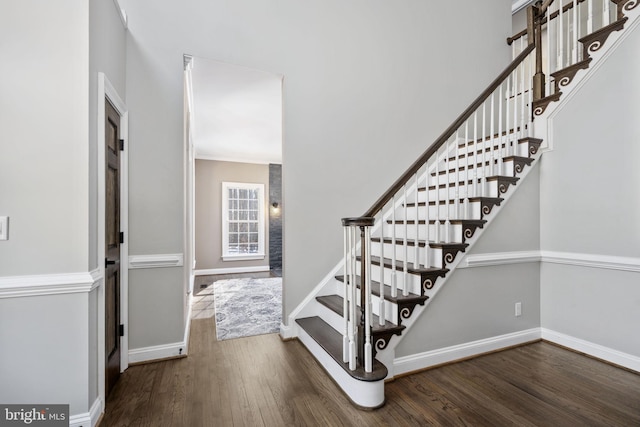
0,216,8,240
515,302,522,317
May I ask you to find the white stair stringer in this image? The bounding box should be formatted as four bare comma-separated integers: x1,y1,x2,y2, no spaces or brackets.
373,148,542,378
296,325,385,408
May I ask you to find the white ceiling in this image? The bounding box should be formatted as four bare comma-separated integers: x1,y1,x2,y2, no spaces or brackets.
190,57,283,164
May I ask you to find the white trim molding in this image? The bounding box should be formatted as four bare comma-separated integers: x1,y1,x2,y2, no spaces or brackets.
194,265,270,276
542,328,640,373
69,397,103,427
128,253,184,269
459,250,541,268
129,341,188,364
541,251,640,273
458,250,640,273
0,270,102,299
393,328,541,377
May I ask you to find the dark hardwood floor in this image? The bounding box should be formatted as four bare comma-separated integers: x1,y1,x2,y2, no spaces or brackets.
102,317,640,426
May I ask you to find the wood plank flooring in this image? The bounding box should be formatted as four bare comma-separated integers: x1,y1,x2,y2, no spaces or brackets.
102,316,640,426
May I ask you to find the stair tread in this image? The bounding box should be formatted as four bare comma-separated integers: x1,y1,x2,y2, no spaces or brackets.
387,219,487,225
363,255,449,275
371,236,468,250
316,295,406,335
296,316,388,381
468,196,504,203
487,175,519,182
335,275,428,304
387,218,487,226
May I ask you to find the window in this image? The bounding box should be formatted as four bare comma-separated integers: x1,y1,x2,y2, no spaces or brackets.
222,182,265,261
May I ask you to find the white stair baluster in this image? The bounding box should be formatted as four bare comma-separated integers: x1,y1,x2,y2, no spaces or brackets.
520,59,525,141
588,0,594,36
424,160,431,268
348,226,357,370
512,64,518,154
481,101,487,196
573,0,579,64
434,148,441,243
343,227,349,363
414,173,419,271
444,138,451,244
364,226,373,373
378,211,385,326
473,111,479,199
603,0,610,27
559,0,565,71
403,185,408,294
546,6,552,96
498,83,504,175
391,196,397,298
463,121,470,219
490,91,496,178
454,130,460,221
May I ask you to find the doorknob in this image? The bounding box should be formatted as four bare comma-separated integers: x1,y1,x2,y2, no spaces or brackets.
105,258,117,268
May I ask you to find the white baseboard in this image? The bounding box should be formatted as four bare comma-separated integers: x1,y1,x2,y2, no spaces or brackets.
393,328,541,376
194,266,270,275
541,328,640,373
69,396,103,427
129,341,187,364
279,321,296,340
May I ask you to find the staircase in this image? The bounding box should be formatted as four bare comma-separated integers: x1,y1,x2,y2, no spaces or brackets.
292,0,639,408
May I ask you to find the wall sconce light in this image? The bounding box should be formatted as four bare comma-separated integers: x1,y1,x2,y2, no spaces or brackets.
272,202,279,209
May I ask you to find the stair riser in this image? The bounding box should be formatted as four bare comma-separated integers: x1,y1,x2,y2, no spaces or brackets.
436,156,525,179
396,204,473,222
370,244,456,269
458,139,531,158
427,175,509,197
393,202,483,222
381,224,465,244
361,263,423,295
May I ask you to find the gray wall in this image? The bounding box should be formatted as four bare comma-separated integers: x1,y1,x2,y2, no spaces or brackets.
397,163,542,356
119,0,514,325
0,1,89,276
539,20,640,357
89,0,127,406
194,159,270,271
0,0,127,416
0,0,91,416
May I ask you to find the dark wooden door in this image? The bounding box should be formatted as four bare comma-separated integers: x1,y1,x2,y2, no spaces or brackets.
105,99,121,398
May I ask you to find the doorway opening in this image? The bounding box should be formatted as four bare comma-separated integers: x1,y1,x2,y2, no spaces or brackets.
184,56,283,341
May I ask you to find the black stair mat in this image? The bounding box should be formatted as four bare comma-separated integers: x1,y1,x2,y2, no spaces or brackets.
295,316,388,381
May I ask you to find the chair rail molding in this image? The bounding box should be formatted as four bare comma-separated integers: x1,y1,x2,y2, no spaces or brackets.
128,253,184,269
0,269,102,299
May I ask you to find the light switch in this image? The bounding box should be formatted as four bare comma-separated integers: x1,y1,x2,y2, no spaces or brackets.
0,216,8,240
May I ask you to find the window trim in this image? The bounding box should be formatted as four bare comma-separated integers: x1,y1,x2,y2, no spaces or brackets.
221,181,266,261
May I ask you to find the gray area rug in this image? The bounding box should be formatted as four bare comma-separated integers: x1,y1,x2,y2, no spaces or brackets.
212,277,282,341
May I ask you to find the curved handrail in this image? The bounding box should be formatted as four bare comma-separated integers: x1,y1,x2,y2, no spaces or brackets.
363,42,535,218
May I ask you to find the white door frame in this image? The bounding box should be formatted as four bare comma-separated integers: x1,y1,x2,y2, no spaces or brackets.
97,72,129,408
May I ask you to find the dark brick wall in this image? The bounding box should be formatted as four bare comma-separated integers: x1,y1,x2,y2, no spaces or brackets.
269,164,282,271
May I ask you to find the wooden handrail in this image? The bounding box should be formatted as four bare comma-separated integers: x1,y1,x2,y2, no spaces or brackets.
363,43,535,218
509,0,620,44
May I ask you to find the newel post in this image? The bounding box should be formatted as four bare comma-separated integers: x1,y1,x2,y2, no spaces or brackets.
342,216,375,372
530,3,546,100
